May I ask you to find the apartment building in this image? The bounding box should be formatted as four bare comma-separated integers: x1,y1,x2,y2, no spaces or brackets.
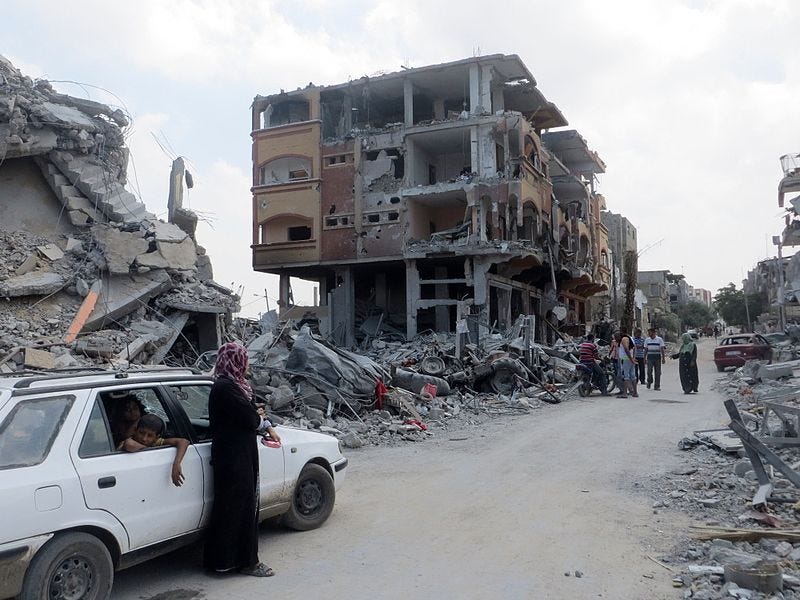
250,54,611,344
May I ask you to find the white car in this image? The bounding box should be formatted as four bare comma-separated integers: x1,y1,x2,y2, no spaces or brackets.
0,368,347,600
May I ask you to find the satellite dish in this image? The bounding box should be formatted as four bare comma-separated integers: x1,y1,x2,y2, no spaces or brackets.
553,306,567,321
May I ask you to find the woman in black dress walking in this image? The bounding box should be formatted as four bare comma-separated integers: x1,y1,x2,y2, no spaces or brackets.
676,333,699,394
203,342,280,577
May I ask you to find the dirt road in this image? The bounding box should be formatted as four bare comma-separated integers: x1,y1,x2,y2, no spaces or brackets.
113,338,727,600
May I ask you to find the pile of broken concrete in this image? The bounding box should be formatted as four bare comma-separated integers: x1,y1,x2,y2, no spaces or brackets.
643,363,800,598
0,55,237,372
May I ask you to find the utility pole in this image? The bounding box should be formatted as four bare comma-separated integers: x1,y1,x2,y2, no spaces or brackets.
773,236,786,332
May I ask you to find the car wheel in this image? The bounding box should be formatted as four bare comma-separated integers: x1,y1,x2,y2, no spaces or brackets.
20,532,113,600
716,364,725,372
283,463,335,531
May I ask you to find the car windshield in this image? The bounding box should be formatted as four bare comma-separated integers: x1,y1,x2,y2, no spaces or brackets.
0,396,74,469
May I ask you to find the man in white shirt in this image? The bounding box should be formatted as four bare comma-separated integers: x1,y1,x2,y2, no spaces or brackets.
645,328,666,390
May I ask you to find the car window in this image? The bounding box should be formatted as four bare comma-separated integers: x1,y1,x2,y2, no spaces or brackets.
95,387,180,453
79,400,114,458
0,396,75,469
166,384,212,442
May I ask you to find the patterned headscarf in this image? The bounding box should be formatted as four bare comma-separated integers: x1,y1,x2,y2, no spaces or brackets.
213,342,253,399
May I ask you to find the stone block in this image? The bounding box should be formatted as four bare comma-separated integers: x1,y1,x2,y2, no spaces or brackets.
14,254,38,276
91,224,148,274
156,237,197,271
0,270,64,297
135,251,170,269
65,237,83,253
24,347,55,369
37,243,64,261
152,222,188,243
757,362,796,381
84,271,172,331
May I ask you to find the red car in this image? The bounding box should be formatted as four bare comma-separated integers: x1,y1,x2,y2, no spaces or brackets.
713,334,772,372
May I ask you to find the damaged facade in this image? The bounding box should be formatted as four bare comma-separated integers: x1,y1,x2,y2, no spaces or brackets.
250,55,613,345
0,56,237,371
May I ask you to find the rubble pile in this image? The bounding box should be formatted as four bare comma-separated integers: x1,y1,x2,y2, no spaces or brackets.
644,363,800,599
0,56,238,372
220,314,585,448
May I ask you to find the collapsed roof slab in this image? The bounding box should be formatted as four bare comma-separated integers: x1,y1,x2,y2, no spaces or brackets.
84,271,172,331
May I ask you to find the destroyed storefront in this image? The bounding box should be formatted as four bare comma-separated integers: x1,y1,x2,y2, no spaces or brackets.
251,54,611,347
0,56,238,371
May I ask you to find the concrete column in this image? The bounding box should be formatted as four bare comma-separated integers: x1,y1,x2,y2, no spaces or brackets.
404,79,414,127
492,87,504,113
434,266,449,332
405,137,416,186
334,267,355,347
433,98,445,120
470,126,479,176
354,137,364,255
405,259,419,339
480,65,493,114
473,259,490,306
469,64,480,115
278,273,292,311
375,272,388,311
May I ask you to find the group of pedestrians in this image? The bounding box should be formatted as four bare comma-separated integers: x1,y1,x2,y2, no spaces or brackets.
588,326,698,397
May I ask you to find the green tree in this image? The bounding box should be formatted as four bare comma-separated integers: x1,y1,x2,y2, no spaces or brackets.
713,283,768,330
676,301,715,329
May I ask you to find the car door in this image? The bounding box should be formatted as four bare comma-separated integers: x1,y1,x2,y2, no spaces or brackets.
71,386,204,550
163,382,285,520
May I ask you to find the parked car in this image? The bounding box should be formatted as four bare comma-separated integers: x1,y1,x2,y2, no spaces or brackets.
0,368,348,600
713,334,773,371
687,329,700,339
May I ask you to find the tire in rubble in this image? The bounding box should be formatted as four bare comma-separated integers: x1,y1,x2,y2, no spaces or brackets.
419,355,446,377
489,358,527,395
282,463,336,531
20,532,113,600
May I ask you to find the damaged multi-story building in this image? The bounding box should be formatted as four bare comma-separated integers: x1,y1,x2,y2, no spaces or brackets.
250,55,612,345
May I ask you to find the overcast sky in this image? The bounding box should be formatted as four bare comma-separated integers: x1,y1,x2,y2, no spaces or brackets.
5,0,799,317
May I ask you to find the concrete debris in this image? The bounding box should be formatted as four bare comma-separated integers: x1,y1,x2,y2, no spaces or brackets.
0,56,239,371
643,366,800,600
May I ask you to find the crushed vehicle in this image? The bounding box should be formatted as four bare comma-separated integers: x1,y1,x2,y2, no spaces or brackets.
0,368,347,600
713,334,773,372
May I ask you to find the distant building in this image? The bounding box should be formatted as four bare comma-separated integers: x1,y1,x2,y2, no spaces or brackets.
688,286,713,308
600,210,637,321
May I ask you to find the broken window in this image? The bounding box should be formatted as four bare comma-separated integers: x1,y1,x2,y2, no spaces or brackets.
258,156,312,185
260,215,314,244
326,217,338,227
288,226,312,241
269,99,310,127
367,214,380,224
326,155,347,167
387,211,399,221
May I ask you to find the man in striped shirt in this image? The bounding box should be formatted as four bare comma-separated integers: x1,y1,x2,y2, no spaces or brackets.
645,328,666,390
579,333,608,395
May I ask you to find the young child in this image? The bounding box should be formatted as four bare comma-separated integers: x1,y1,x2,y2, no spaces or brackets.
118,413,189,487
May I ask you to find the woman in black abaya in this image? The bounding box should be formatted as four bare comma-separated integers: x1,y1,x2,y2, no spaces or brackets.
203,342,280,577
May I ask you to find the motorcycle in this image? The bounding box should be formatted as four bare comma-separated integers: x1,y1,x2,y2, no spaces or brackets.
575,358,616,397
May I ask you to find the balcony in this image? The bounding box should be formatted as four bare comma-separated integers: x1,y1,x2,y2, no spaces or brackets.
779,153,800,207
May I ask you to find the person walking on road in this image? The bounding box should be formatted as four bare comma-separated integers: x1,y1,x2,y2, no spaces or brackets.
645,328,666,391
632,328,646,386
674,332,699,394
614,330,638,398
204,342,281,578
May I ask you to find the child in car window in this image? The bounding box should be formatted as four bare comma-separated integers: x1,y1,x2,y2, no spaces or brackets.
118,414,189,487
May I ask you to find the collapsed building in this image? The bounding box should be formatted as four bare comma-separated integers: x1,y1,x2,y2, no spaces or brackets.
250,54,614,347
0,56,238,371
